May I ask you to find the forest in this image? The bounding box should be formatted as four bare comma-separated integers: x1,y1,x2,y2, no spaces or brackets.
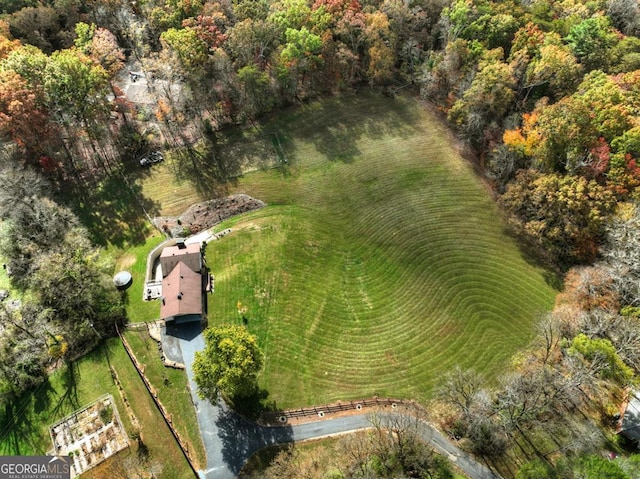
2,0,640,476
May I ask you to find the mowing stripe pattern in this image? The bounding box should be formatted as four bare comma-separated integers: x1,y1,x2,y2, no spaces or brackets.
203,94,557,409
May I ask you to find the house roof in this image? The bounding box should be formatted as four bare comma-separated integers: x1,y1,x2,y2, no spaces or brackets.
620,390,640,441
160,261,202,321
160,242,202,277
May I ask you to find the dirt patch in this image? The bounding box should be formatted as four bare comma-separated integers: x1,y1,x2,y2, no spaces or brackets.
116,253,137,269
152,194,266,237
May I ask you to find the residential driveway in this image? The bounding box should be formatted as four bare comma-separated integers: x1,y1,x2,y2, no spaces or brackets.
162,322,234,479
162,322,501,479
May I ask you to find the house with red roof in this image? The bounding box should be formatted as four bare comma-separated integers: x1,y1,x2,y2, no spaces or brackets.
159,240,210,324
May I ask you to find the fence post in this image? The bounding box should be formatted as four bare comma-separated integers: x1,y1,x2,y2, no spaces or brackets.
117,327,200,478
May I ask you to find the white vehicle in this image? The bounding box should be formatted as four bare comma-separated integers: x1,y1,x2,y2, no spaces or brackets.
139,151,164,167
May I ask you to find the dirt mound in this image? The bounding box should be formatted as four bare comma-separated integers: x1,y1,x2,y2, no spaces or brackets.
153,194,265,237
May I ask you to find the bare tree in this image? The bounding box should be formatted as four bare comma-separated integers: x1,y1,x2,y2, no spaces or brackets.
436,366,485,417
263,445,300,479
340,431,375,477
609,318,640,372
534,314,562,365
608,0,640,35
603,203,640,306
578,308,619,340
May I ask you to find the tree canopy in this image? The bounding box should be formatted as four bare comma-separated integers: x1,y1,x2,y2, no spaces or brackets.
193,324,264,400
0,162,125,406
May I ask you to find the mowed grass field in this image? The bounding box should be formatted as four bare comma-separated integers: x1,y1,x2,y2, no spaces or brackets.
141,93,557,408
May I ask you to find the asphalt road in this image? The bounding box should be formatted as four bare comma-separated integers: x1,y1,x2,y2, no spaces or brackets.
164,322,501,479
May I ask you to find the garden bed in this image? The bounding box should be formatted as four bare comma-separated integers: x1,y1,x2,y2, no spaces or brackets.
49,394,128,478
152,194,265,238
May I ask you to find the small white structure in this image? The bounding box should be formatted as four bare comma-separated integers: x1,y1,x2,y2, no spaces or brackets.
113,271,132,290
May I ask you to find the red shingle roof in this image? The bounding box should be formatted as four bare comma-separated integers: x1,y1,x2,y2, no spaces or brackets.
160,242,202,277
160,261,202,321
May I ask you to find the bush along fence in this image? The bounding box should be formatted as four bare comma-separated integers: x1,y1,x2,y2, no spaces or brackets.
259,397,420,425
116,325,200,478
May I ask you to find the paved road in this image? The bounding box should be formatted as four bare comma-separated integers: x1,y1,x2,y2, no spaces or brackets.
162,322,501,479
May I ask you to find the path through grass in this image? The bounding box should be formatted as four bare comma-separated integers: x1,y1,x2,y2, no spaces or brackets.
142,93,557,409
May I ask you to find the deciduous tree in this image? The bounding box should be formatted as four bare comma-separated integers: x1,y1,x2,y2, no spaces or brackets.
566,15,618,72
8,6,65,53
193,324,264,400
436,366,485,417
499,170,616,266
567,333,634,384
0,69,57,159
607,0,640,36
160,27,209,73
225,18,280,69
524,41,582,100
603,202,640,306
236,62,273,119
448,50,515,143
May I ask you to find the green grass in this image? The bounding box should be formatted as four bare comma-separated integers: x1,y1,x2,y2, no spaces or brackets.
0,339,193,479
124,328,206,468
63,170,161,248
184,93,557,409
114,232,167,323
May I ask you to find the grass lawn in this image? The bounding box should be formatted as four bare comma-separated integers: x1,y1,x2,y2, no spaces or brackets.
113,232,167,323
0,339,194,479
192,93,557,408
124,328,206,468
136,93,557,410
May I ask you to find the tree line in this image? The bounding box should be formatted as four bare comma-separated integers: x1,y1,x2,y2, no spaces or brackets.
0,0,445,180
417,2,640,472
0,160,125,409
4,0,640,474
431,203,640,476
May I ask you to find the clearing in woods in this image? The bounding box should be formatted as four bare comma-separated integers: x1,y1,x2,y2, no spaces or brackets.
141,93,558,409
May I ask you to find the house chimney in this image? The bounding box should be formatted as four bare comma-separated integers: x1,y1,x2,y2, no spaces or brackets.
177,293,182,300
176,239,186,249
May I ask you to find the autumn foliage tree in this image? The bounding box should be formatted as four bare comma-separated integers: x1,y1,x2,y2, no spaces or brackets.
448,48,515,144
500,170,616,266
0,69,57,158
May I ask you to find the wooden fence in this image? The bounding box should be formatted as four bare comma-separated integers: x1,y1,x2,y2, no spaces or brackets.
116,325,200,478
260,397,416,424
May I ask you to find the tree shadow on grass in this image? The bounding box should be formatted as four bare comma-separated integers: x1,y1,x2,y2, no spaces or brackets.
501,224,564,291
50,361,80,419
169,131,244,201
34,378,56,415
0,397,36,455
62,171,161,248
214,401,293,476
283,92,424,164
0,376,55,455
173,92,424,195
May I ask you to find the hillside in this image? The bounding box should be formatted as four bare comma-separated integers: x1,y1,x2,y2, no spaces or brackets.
161,93,560,407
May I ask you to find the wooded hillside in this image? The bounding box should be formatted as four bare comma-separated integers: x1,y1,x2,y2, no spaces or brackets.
3,0,640,476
